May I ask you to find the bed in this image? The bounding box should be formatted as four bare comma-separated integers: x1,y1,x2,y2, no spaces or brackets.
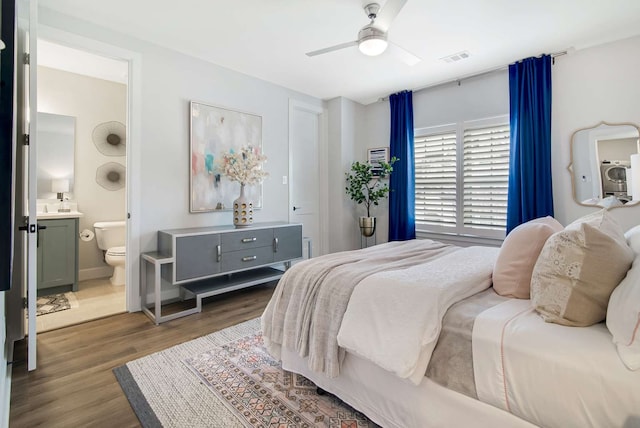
261,212,640,428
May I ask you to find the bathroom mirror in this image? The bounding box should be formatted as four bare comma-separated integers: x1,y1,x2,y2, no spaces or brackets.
36,112,76,199
568,121,640,208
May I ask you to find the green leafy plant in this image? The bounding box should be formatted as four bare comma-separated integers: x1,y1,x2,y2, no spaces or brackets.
345,157,397,217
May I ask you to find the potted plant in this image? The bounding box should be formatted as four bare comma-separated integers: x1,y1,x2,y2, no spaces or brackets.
345,157,397,237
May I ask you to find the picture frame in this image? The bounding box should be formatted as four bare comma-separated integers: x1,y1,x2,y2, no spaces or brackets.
367,147,389,176
189,101,263,213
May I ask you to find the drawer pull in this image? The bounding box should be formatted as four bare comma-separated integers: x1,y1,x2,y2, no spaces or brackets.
216,245,222,262
273,237,279,252
241,237,257,243
242,255,257,262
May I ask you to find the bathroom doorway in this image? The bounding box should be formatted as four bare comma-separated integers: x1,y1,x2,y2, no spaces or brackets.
34,39,129,332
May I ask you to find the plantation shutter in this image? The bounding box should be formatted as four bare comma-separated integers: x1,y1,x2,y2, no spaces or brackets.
414,131,457,227
462,124,510,230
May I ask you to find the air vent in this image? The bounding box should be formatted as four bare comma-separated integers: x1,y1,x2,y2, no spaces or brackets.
440,51,471,63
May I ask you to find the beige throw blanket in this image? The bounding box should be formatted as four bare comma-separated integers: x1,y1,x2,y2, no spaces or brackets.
261,239,458,378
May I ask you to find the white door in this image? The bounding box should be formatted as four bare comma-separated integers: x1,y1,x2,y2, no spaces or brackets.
289,100,324,258
16,0,39,371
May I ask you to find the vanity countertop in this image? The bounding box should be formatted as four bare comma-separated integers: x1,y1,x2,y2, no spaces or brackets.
37,211,84,220
36,200,83,219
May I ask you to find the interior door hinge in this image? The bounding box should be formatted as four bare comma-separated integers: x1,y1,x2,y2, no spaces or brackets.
23,134,29,145
23,53,30,65
22,297,27,309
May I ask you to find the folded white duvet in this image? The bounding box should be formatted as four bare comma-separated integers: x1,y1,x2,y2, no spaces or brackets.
337,246,499,385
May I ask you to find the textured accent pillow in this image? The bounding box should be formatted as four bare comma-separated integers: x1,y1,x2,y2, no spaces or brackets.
493,216,563,298
606,252,640,370
531,210,635,327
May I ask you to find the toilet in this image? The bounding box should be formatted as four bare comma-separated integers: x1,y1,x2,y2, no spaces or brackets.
93,220,126,286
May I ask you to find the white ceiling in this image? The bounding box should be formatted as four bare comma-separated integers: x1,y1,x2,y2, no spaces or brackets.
39,0,640,105
38,39,128,84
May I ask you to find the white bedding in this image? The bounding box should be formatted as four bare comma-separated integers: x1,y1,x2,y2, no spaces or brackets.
337,246,498,384
474,299,640,428
281,346,536,428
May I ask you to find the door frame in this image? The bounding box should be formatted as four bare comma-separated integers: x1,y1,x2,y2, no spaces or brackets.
37,25,143,311
287,99,328,256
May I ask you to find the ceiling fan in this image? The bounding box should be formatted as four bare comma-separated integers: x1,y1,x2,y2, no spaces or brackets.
306,0,420,65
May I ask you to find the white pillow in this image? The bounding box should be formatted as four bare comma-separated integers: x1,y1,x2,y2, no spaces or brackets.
607,225,640,370
625,224,640,253
607,251,640,370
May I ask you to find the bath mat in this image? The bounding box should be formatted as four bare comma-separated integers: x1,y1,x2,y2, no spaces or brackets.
114,318,377,428
36,292,79,316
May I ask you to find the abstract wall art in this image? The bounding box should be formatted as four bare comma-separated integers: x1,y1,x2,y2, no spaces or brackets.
189,101,263,213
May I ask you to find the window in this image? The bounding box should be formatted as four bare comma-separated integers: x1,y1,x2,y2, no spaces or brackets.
414,117,510,239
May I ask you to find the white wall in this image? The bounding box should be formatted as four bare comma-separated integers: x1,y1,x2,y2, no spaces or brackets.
327,97,366,252
553,35,640,230
38,8,323,273
38,66,127,276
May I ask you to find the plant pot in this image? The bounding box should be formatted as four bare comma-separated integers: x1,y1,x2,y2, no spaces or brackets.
359,216,376,237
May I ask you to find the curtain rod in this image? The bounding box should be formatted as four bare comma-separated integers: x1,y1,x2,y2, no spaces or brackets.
377,50,568,103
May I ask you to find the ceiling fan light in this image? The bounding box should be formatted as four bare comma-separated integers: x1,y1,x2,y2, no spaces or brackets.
359,37,388,56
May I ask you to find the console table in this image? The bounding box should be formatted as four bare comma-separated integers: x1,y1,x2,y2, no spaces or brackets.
141,222,302,324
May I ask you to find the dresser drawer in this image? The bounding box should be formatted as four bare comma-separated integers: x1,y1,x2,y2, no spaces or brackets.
221,246,274,272
221,228,273,252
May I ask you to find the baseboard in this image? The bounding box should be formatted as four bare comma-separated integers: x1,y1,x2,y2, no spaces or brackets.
79,266,113,281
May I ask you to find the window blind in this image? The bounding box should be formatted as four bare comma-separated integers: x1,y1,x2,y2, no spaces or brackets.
414,131,457,227
462,124,510,230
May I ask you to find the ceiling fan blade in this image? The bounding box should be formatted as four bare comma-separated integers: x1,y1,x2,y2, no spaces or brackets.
306,41,358,57
375,0,408,32
388,42,421,66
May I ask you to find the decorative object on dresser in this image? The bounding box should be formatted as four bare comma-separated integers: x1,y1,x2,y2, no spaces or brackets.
190,101,263,213
345,154,396,237
141,222,301,324
218,145,268,228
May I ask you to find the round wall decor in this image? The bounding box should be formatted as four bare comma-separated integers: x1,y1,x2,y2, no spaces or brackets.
96,162,126,190
92,121,126,156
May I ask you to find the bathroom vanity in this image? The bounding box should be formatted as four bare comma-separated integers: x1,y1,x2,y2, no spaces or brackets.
141,222,302,324
36,212,82,295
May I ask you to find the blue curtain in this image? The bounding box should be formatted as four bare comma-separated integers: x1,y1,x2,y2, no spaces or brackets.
388,90,416,241
506,55,553,234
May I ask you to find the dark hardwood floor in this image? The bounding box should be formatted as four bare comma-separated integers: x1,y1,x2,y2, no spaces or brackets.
9,283,276,427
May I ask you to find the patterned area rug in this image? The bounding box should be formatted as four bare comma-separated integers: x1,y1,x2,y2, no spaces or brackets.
184,333,373,427
36,293,78,316
113,318,377,428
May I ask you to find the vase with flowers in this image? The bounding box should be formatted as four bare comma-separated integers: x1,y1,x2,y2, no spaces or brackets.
219,145,268,227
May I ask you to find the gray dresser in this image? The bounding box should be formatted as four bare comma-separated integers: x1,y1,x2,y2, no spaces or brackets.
141,222,302,324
